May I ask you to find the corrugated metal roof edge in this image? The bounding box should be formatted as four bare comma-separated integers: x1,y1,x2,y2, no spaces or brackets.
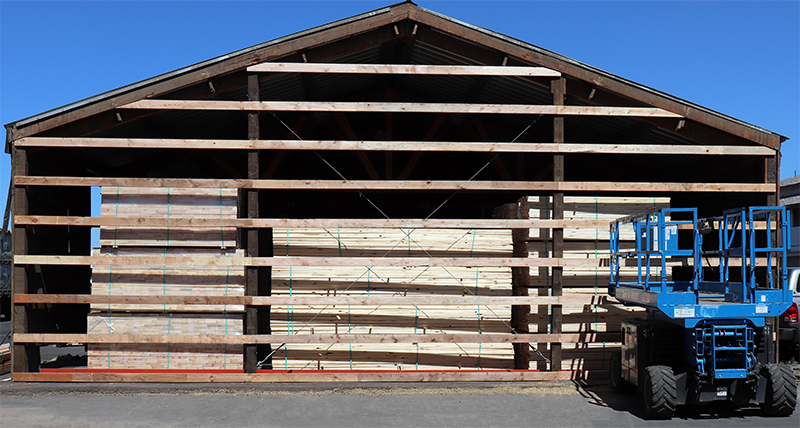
415,5,787,144
4,1,788,148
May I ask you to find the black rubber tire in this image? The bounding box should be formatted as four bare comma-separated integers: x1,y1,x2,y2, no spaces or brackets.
643,365,677,419
609,350,635,394
761,363,798,417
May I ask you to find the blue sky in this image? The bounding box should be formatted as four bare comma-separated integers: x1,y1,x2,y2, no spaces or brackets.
1,0,798,227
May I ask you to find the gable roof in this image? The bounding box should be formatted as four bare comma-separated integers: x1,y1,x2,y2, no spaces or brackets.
4,1,787,153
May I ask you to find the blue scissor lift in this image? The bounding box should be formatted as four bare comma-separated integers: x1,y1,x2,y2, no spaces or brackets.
608,207,796,418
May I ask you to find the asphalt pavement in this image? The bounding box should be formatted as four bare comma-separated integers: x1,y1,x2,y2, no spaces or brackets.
1,380,798,427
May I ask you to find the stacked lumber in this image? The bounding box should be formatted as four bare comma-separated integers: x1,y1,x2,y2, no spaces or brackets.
86,188,667,373
527,196,670,370
0,343,10,375
270,228,515,370
88,187,244,370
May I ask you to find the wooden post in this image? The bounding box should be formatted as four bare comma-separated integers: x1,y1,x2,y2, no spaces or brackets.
11,147,39,373
243,73,268,372
550,77,566,371
497,201,530,368
509,199,531,369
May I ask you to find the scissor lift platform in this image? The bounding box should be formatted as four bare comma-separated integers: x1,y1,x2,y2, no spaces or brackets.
607,206,796,418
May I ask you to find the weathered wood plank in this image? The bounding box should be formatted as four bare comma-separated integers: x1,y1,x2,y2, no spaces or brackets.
247,62,562,76
15,138,773,155
14,255,604,268
15,370,604,382
119,100,683,118
14,176,774,193
14,293,612,306
15,215,610,229
14,332,619,345
15,254,767,267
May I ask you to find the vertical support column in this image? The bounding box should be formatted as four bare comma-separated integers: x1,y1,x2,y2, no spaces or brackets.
11,147,38,374
550,77,566,371
243,73,266,373
504,199,530,369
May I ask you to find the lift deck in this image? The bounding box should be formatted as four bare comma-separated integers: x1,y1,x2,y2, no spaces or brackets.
608,207,797,418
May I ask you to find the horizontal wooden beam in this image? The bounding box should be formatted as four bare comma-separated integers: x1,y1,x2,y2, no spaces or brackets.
119,100,683,118
14,332,618,345
247,62,562,77
14,176,773,193
14,255,603,268
14,215,608,229
14,137,773,156
13,255,764,268
13,294,611,306
15,370,605,383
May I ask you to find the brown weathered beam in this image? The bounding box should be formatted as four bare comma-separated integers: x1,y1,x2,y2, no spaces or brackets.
14,332,618,345
9,175,773,193
503,200,531,369
550,77,566,372
13,176,775,193
14,255,604,268
14,215,607,229
247,62,562,76
15,137,775,156
11,147,37,375
245,73,260,373
15,370,604,383
13,294,612,306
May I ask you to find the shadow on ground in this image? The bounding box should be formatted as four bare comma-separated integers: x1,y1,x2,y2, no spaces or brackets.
574,381,779,422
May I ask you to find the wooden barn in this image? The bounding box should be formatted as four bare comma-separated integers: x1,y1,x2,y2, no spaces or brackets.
5,2,786,382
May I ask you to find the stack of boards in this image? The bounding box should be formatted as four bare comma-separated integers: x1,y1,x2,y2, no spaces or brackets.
89,189,667,372
0,343,10,375
88,187,243,370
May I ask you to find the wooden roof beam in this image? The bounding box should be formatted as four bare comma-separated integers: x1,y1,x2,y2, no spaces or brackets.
247,62,561,77
15,138,774,155
119,100,683,117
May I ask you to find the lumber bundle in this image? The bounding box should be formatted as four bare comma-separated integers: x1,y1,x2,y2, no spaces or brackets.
0,343,10,375
270,228,514,370
88,187,244,370
85,189,667,372
527,196,669,370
